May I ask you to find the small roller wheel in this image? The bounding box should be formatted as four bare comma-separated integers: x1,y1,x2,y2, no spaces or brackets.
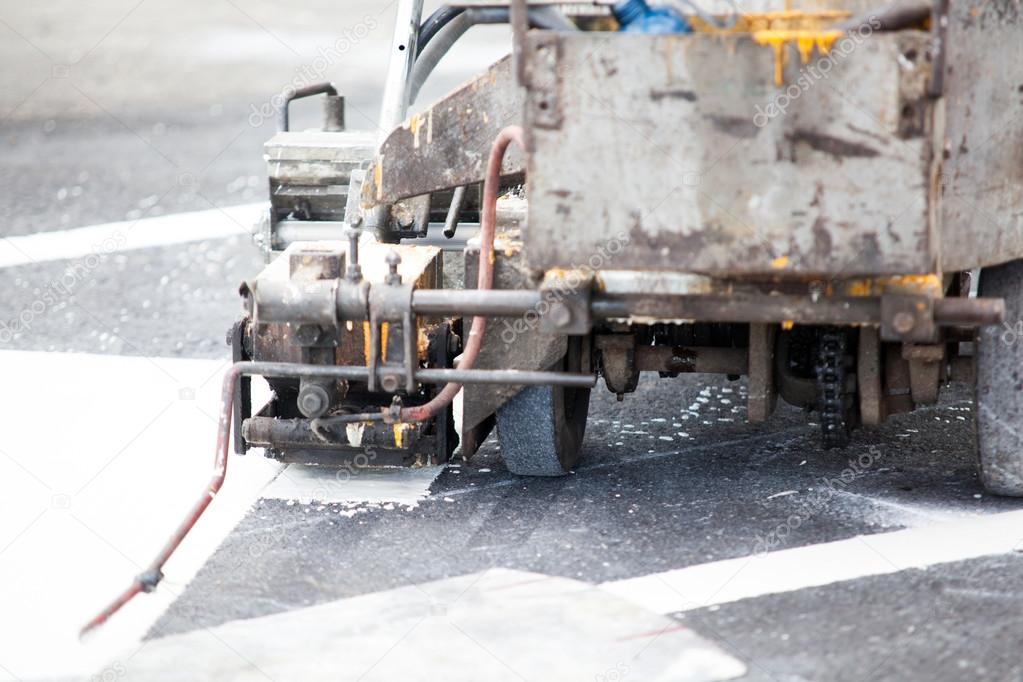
976,259,1023,496
496,382,590,476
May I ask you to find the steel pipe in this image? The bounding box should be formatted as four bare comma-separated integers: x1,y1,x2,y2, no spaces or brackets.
415,367,595,387
934,297,1004,326
412,288,542,316
591,294,883,325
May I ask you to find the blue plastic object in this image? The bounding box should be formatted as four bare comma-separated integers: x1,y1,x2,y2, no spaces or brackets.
612,0,692,34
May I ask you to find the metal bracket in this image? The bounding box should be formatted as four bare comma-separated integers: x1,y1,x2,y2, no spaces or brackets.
902,342,945,405
928,0,949,98
747,323,777,423
595,334,640,398
538,270,593,335
229,317,252,455
881,294,937,343
525,32,563,130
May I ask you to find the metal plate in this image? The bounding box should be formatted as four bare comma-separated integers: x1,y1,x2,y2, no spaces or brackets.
363,55,525,206
525,31,936,277
939,0,1023,271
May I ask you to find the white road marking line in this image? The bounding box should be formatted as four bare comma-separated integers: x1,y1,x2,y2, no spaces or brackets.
0,202,266,268
262,464,444,510
601,508,1023,614
109,568,746,682
0,350,281,679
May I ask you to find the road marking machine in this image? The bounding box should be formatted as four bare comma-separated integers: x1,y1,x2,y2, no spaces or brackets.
85,0,1023,632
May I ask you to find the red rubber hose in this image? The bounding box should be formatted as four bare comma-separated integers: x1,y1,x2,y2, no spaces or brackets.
401,125,525,422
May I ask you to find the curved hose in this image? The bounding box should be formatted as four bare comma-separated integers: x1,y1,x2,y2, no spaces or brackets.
409,7,575,104
401,125,525,422
417,5,465,56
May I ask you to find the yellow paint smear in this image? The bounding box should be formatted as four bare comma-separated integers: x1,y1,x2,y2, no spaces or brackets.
753,30,841,85
362,321,390,365
844,274,942,297
393,423,413,449
770,255,790,269
688,11,849,86
410,113,424,149
374,159,383,201
689,11,850,35
782,320,795,330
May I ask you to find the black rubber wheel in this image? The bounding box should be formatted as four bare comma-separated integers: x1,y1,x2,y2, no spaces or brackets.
976,260,1023,496
496,382,590,476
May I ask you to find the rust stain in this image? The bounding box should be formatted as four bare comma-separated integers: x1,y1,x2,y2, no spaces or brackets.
709,115,759,139
788,129,879,159
650,86,697,102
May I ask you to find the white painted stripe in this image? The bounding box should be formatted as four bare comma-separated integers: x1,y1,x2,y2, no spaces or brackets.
262,464,444,510
0,350,281,679
602,509,1023,614
0,202,266,268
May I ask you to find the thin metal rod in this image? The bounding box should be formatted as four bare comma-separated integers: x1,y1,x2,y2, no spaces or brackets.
591,295,882,325
934,297,1004,326
442,185,467,238
593,294,1005,327
415,367,595,387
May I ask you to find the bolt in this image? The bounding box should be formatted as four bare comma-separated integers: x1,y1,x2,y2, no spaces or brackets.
294,324,324,345
345,226,363,283
892,311,916,335
547,303,572,328
385,250,402,285
297,384,330,418
380,374,400,393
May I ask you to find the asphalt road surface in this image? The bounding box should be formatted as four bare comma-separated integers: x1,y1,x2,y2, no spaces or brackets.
2,2,1023,681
